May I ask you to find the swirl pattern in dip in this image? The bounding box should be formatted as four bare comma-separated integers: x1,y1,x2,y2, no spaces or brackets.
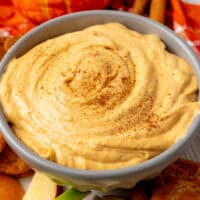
0,23,199,170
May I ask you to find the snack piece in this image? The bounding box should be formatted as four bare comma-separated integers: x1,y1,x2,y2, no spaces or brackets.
131,182,149,200
23,172,60,200
132,159,200,199
0,145,31,176
0,134,5,153
157,158,200,181
0,174,24,200
152,159,200,199
149,0,167,23
152,180,200,200
3,36,20,52
0,37,5,59
0,36,19,60
16,169,34,178
130,0,149,14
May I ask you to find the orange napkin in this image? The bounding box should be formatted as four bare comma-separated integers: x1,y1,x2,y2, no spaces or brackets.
171,0,200,56
1,0,200,57
0,0,110,36
12,0,111,24
0,0,35,36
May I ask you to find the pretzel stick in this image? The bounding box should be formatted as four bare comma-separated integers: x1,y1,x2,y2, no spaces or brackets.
130,0,149,15
0,37,5,59
4,36,20,52
150,0,167,23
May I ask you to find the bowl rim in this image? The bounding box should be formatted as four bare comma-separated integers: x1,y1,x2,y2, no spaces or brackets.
0,10,200,180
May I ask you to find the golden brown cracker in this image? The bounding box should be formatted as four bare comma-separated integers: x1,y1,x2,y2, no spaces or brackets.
0,174,24,200
0,145,31,176
3,36,20,52
154,159,200,187
152,179,200,200
0,134,6,153
16,169,34,178
132,159,200,199
0,36,19,59
152,159,200,200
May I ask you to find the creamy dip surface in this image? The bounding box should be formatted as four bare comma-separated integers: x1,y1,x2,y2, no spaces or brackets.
0,23,199,170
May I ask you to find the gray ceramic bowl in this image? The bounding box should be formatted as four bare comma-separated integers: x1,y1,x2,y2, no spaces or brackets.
0,10,200,192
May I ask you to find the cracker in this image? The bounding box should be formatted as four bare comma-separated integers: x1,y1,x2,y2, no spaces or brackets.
0,134,6,153
152,159,200,199
131,159,200,199
16,169,34,178
3,36,20,52
0,145,31,176
0,174,24,200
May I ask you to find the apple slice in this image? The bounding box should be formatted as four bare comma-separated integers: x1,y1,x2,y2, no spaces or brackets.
55,188,90,200
23,172,58,200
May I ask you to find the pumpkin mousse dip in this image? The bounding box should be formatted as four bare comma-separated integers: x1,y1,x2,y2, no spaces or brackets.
0,23,199,170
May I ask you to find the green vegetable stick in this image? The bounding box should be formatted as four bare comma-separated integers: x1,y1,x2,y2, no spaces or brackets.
55,188,90,200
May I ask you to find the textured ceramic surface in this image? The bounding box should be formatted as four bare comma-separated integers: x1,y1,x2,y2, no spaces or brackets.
0,10,200,191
